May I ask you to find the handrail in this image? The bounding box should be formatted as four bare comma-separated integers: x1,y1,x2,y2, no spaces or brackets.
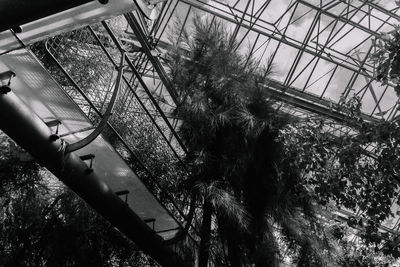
43,38,199,238
165,191,198,245
43,25,202,244
101,20,189,156
65,51,125,153
98,21,202,242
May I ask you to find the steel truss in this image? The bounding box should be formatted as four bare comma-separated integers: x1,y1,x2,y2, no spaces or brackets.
38,18,204,263
118,0,400,248
144,0,399,122
18,0,400,262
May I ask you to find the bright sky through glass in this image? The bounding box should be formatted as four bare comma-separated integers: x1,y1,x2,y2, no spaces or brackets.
152,0,400,121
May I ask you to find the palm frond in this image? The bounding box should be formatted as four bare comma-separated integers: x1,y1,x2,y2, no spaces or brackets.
197,182,251,231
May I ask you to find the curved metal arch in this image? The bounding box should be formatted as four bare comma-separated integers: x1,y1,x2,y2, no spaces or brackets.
65,51,125,153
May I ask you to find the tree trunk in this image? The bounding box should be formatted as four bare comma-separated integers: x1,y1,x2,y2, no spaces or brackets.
198,199,212,267
227,234,241,267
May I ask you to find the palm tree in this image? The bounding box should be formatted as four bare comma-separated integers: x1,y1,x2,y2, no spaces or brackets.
167,16,328,266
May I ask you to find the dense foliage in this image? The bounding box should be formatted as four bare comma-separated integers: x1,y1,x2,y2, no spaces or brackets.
281,113,400,263
167,16,334,266
167,15,400,266
4,6,400,266
0,132,157,266
370,29,400,96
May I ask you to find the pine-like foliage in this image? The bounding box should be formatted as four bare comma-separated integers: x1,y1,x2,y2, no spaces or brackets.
0,132,157,267
167,16,328,266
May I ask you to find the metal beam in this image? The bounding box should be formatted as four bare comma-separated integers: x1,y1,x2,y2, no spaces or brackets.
118,32,378,124
0,90,187,267
0,0,106,33
297,0,377,36
124,13,179,105
177,0,373,78
263,79,380,124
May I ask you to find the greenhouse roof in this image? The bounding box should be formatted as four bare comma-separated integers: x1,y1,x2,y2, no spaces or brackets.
142,0,400,122
2,0,400,263
130,0,400,235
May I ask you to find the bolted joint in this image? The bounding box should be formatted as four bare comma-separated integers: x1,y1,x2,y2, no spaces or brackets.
12,26,22,33
45,119,62,141
49,134,60,141
80,154,95,175
84,168,94,175
0,71,16,94
0,85,11,94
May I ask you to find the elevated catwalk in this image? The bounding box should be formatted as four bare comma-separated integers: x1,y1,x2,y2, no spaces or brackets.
0,47,180,240
0,1,188,265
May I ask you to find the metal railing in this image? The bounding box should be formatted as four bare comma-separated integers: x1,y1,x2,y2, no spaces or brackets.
32,16,203,254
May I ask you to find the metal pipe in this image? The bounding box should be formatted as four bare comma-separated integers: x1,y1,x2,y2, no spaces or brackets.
0,0,101,33
0,91,186,267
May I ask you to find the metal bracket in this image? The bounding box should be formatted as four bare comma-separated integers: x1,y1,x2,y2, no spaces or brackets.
120,38,144,53
144,218,156,231
12,26,22,33
115,190,130,203
79,154,95,174
65,52,125,153
0,70,16,94
45,119,61,141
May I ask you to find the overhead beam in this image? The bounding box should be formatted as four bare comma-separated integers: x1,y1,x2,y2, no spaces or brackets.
118,31,379,124
0,0,108,33
124,12,180,105
263,79,380,124
177,0,373,77
297,0,376,37
122,33,378,123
